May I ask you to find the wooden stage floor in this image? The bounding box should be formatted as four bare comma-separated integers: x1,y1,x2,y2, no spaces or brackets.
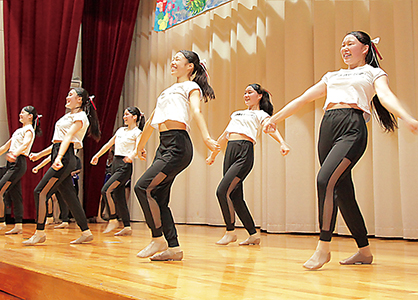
0,222,418,299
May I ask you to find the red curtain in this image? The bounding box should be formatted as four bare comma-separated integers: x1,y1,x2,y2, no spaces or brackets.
3,0,85,220
81,0,140,217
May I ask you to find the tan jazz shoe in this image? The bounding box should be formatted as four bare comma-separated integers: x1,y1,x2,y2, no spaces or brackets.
239,235,261,246
303,250,331,270
54,222,69,229
70,234,94,244
339,251,373,265
22,234,46,245
5,227,23,235
150,249,183,261
114,227,132,236
137,238,168,258
216,233,237,245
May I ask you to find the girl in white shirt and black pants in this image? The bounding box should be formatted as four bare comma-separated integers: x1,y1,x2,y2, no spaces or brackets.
264,31,418,270
91,107,145,236
207,84,289,246
26,88,101,245
134,50,219,261
0,106,41,234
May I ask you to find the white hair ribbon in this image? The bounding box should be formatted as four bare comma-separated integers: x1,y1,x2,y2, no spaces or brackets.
371,37,383,60
89,95,97,110
371,37,380,45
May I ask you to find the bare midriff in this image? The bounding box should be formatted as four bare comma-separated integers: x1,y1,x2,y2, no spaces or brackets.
158,120,187,132
228,133,254,144
326,102,363,111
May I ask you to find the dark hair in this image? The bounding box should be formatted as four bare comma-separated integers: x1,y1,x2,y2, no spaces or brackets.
347,31,397,132
73,87,101,141
126,106,146,131
179,50,215,102
23,106,42,136
248,84,273,116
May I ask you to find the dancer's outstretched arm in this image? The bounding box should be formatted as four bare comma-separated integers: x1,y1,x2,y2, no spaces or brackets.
264,81,326,132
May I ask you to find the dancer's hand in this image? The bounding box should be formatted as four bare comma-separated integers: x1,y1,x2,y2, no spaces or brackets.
204,138,220,152
263,119,276,133
280,142,290,156
6,152,16,162
29,152,40,162
405,118,418,134
138,148,147,160
90,155,99,165
52,157,63,170
123,155,133,163
206,154,216,165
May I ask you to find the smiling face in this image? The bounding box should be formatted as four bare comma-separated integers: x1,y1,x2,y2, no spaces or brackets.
19,108,33,125
340,34,369,69
170,52,193,80
123,109,137,126
244,86,262,110
65,89,82,110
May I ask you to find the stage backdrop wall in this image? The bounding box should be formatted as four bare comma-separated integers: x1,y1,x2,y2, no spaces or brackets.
124,0,418,239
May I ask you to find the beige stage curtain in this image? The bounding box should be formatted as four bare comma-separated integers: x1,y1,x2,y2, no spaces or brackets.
122,0,418,239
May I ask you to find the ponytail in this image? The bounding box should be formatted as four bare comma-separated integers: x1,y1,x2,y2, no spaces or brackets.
248,83,274,116
23,106,42,136
371,96,397,132
73,88,101,141
348,31,397,132
126,106,146,131
179,50,215,102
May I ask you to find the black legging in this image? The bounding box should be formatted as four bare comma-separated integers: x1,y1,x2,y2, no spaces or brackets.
34,143,89,231
101,156,132,227
216,140,256,235
317,108,369,248
0,155,26,223
134,130,193,248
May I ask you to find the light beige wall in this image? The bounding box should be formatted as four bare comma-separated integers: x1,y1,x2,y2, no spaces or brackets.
122,0,418,239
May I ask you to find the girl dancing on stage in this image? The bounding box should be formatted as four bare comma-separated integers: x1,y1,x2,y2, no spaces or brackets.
91,107,145,236
134,50,219,261
206,84,290,246
25,88,101,245
0,106,42,234
263,31,418,270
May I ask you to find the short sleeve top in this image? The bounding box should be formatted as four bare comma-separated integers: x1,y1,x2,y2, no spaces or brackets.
321,64,387,122
151,81,202,131
224,109,270,144
52,111,89,149
114,127,142,157
9,124,35,156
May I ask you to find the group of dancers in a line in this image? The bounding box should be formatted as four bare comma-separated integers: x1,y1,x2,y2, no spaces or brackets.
1,31,417,270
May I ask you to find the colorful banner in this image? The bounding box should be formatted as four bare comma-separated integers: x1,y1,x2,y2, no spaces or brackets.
154,0,232,31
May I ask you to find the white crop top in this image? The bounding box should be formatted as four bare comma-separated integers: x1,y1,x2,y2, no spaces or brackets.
225,109,270,144
151,81,202,131
114,126,142,157
52,111,89,149
321,64,387,122
9,124,35,156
